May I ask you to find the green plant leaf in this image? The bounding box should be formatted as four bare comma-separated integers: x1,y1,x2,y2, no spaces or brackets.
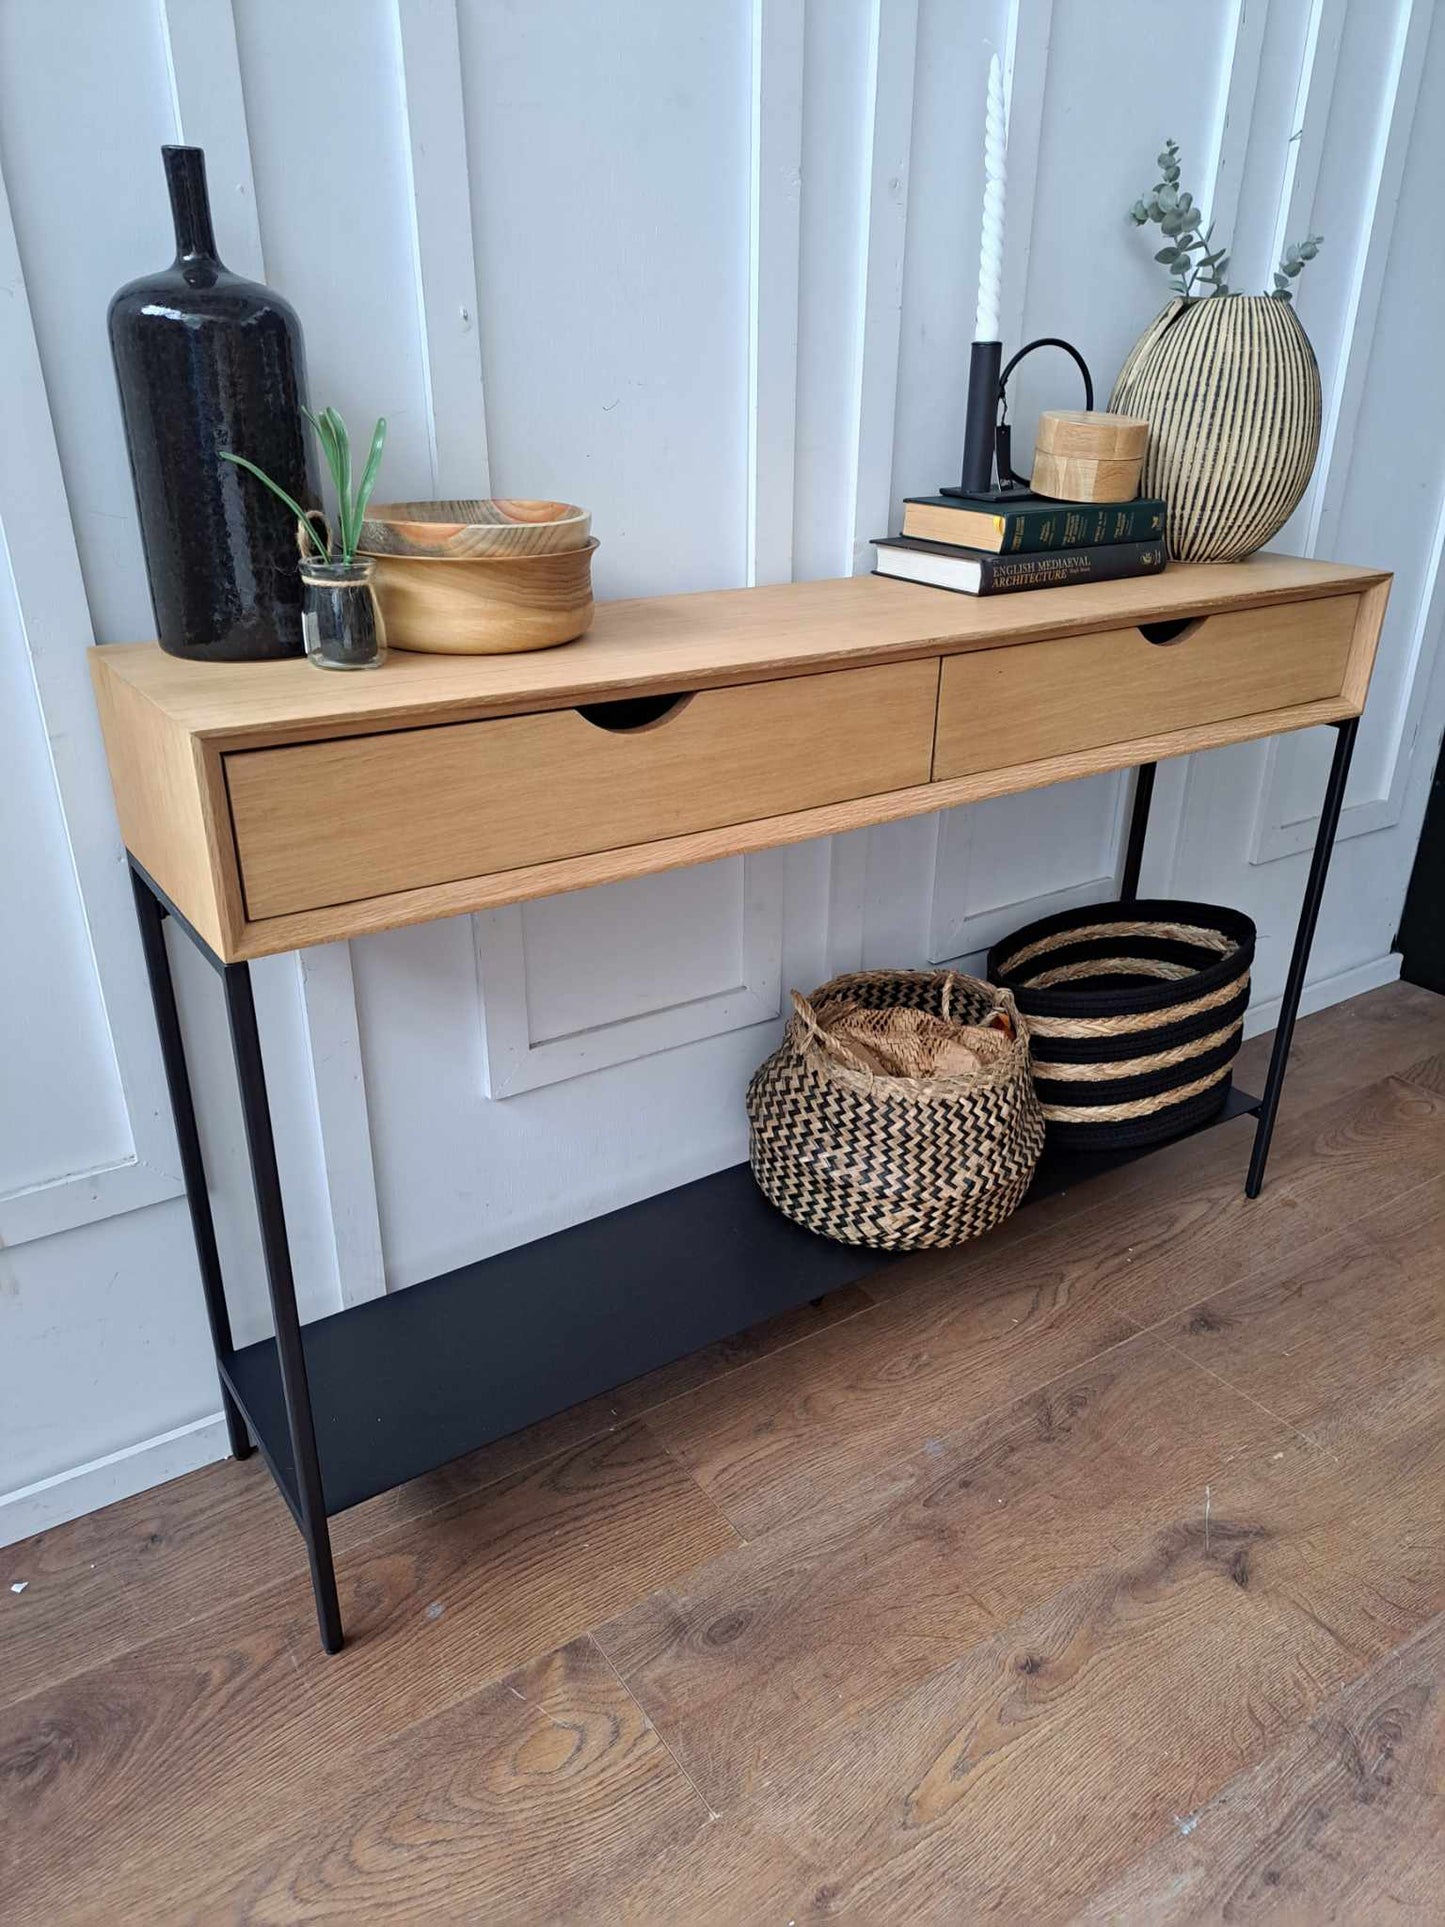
324,408,355,559
221,452,329,558
352,417,388,547
303,406,343,499
1154,245,1180,263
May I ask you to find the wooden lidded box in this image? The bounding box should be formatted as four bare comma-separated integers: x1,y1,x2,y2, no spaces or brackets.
1031,410,1149,503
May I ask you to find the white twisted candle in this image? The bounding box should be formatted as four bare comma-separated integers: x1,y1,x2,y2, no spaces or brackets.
974,53,1007,342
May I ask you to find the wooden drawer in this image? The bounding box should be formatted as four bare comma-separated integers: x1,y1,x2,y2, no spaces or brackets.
227,659,938,918
933,595,1359,780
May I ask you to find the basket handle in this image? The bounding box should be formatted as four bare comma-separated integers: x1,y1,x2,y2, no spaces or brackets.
788,988,879,1077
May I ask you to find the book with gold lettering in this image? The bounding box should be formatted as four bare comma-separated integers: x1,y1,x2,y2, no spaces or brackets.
872,534,1165,596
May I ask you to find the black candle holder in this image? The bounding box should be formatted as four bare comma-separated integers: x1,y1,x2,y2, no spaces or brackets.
940,335,1095,505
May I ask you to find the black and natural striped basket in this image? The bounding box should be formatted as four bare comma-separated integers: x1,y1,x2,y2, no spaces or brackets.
987,900,1255,1151
746,969,1045,1252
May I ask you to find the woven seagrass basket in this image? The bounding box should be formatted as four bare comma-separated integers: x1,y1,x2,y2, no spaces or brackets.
987,900,1255,1151
746,970,1045,1251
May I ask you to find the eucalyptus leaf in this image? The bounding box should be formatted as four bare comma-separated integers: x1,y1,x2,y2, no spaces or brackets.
1134,138,1326,296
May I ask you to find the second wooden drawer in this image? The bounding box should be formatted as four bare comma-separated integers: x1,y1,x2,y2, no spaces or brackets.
227,658,938,918
934,595,1359,779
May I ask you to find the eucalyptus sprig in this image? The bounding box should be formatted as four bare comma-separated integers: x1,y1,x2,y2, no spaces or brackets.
1128,142,1230,297
1272,232,1323,304
1128,140,1323,300
222,406,387,565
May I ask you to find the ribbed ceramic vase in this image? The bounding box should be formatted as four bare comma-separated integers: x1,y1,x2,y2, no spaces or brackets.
1109,295,1321,562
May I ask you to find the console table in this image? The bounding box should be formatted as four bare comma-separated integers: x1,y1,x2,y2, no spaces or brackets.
91,553,1389,1652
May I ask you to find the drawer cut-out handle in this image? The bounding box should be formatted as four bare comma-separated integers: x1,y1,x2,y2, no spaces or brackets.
1137,617,1203,646
575,692,694,733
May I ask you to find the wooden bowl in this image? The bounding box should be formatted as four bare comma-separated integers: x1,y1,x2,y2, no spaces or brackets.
359,498,591,560
369,540,599,654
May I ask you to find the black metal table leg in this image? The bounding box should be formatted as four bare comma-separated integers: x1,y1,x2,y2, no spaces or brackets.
1119,763,1157,902
130,866,252,1462
222,963,344,1653
1246,717,1359,1199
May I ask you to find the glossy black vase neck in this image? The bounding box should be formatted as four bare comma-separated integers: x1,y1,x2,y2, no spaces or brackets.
163,145,220,266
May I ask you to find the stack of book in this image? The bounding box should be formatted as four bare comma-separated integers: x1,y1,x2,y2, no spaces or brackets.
873,493,1167,597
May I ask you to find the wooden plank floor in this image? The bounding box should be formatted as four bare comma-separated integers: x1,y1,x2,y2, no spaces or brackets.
2,980,1442,1924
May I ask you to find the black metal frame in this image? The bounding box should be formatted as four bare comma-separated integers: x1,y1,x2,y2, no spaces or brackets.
131,863,342,1653
127,716,1357,1654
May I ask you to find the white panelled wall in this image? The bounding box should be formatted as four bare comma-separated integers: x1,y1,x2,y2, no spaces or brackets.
2,0,1442,1538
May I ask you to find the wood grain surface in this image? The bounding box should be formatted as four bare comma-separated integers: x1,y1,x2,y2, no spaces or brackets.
92,554,1384,746
1075,1614,1445,1923
225,658,937,918
201,688,1368,960
934,595,1356,778
3,980,1440,1924
89,554,1389,958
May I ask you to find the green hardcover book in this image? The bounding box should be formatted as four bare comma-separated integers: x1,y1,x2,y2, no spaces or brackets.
902,492,1167,555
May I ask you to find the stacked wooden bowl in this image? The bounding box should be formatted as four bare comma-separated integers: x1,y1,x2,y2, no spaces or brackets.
358,499,596,654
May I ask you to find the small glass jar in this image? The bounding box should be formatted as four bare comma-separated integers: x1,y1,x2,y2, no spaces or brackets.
299,556,387,670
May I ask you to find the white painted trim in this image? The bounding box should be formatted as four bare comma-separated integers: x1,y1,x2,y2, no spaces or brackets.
825,828,872,978
996,0,1052,353
0,1413,230,1548
1198,0,1269,255
474,853,787,1096
843,0,919,575
930,874,1117,973
158,0,265,279
1265,0,1346,297
746,0,804,587
1242,949,1402,1039
1251,0,1431,864
298,944,388,1305
159,5,389,1312
927,766,1128,966
1252,472,1445,865
392,0,491,497
1119,0,1267,894
1302,0,1426,561
0,163,184,1246
1136,756,1194,899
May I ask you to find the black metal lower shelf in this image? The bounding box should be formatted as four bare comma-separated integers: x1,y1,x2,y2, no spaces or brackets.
223,1085,1259,1520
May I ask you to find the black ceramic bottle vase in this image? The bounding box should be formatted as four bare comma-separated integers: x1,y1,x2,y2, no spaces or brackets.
108,146,318,660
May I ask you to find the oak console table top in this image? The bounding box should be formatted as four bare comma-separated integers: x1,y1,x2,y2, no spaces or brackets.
93,550,1391,1654
92,555,1388,965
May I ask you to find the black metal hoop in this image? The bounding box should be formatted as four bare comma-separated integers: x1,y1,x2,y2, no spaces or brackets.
996,336,1095,488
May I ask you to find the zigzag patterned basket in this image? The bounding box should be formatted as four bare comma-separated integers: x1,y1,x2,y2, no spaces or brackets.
746,970,1045,1252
